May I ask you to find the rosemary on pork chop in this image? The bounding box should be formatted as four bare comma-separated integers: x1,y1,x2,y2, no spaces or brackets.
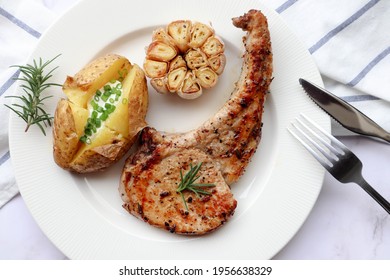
5,54,61,135
176,162,215,211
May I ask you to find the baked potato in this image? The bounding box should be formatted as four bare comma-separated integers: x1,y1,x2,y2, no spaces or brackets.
53,54,148,173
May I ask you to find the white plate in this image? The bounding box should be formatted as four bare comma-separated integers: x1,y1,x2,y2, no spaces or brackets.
9,0,329,259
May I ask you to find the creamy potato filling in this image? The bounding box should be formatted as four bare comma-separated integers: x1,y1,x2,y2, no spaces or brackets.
80,80,125,144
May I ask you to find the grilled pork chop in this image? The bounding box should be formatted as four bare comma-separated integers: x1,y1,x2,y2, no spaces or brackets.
120,10,273,235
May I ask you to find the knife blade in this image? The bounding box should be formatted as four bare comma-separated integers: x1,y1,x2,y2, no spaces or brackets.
299,78,390,143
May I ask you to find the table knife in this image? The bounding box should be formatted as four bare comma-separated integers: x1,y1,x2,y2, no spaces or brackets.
299,78,390,143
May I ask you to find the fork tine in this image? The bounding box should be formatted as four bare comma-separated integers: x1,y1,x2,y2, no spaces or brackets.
287,124,332,169
298,114,340,157
300,114,349,155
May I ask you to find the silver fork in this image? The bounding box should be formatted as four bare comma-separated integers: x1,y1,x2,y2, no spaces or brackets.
288,114,390,214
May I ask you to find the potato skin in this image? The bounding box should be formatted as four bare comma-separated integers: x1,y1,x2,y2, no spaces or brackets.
53,54,148,173
127,64,148,139
69,132,132,173
53,99,80,170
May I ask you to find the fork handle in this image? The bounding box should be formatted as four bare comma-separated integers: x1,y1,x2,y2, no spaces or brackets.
357,179,390,215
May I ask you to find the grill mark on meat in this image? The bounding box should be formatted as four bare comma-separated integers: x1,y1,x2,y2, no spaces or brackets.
120,10,273,235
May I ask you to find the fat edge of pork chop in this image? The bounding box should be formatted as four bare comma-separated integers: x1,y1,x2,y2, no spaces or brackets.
120,10,273,235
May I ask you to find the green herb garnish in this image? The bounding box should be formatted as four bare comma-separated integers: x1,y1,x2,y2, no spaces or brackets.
79,80,122,144
5,54,61,135
176,162,215,211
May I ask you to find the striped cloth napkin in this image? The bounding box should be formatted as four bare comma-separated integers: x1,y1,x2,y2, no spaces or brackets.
264,0,390,135
1,0,389,207
0,0,70,208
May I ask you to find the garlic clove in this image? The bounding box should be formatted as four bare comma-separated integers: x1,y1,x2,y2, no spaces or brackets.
169,55,187,72
184,49,208,70
178,71,203,99
189,22,214,49
208,53,226,75
146,41,177,62
150,77,169,94
152,28,178,51
201,36,225,57
167,20,192,53
143,59,168,78
194,67,218,89
167,67,187,92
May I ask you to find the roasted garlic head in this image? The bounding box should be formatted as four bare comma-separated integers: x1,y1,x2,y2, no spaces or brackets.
143,20,226,99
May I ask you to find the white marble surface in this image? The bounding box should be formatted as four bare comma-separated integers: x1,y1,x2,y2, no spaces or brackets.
1,136,389,260
1,0,389,260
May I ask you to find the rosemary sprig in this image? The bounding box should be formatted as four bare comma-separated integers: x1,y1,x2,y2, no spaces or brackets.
5,54,61,135
176,162,215,211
